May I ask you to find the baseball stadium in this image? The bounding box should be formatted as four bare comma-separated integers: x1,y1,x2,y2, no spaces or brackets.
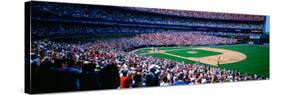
25,1,269,94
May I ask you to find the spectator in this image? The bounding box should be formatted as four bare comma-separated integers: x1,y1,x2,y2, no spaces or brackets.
160,77,170,86
80,62,101,90
173,73,186,85
120,71,132,88
132,72,144,88
62,59,82,91
100,64,120,89
145,67,160,87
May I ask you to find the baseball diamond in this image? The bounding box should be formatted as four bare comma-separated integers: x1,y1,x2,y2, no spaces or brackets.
134,44,269,77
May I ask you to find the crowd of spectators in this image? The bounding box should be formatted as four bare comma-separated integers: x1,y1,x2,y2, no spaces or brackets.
29,32,265,93
32,2,264,30
93,32,238,51
32,22,261,39
31,24,160,38
199,31,262,37
126,7,264,21
28,2,266,93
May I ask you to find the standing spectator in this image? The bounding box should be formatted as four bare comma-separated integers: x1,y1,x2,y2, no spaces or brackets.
120,71,132,88
48,59,66,92
160,77,170,86
100,64,120,89
62,59,82,91
80,63,101,90
132,72,144,88
173,73,186,85
145,67,160,87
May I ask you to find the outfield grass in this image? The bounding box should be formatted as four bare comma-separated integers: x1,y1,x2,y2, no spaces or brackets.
135,45,269,77
213,45,269,77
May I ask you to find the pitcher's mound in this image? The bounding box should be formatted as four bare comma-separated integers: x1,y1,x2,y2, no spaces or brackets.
187,51,198,54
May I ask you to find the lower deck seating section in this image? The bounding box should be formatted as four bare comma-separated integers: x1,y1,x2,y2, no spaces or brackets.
30,38,265,93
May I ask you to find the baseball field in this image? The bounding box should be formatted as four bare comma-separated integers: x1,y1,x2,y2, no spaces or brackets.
134,44,269,77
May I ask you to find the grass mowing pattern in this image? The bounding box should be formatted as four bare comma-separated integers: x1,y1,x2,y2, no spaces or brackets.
166,49,222,58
